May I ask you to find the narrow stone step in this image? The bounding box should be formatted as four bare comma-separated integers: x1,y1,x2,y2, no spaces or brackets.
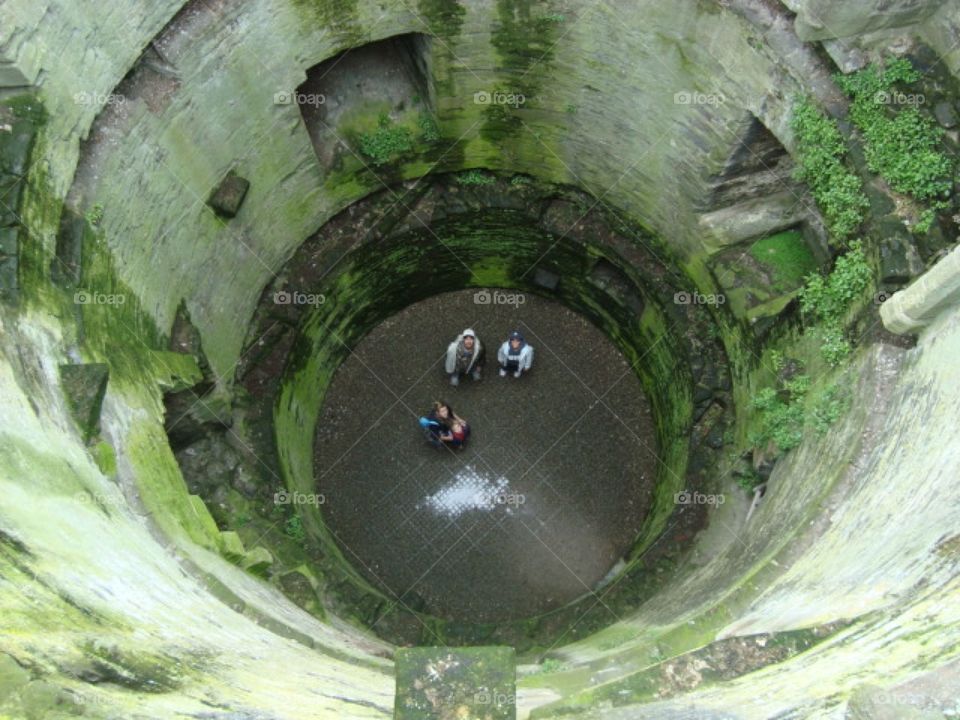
395,646,516,720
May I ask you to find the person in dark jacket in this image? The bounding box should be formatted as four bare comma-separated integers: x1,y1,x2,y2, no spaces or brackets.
497,330,534,378
419,401,453,447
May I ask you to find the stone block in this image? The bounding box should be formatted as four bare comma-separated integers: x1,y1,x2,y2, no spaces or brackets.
206,170,249,218
241,546,273,574
219,530,246,562
395,646,515,720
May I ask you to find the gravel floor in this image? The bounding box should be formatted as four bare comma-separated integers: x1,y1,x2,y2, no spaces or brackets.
314,289,658,622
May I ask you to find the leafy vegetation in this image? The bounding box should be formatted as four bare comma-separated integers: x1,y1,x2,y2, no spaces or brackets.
790,99,870,244
85,202,104,227
418,113,441,143
834,59,952,202
746,245,871,458
798,241,873,365
284,515,306,542
750,374,810,452
358,113,414,165
810,384,850,435
456,169,496,185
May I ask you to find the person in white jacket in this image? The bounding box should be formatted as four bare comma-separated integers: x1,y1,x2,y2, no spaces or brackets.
445,328,483,386
498,330,534,378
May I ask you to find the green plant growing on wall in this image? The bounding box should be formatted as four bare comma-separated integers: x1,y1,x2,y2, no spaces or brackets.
834,59,953,203
85,202,104,227
914,200,950,235
790,100,870,244
284,515,306,542
810,384,850,435
456,169,495,186
798,241,873,366
750,375,810,452
798,241,872,365
418,113,441,143
358,113,414,166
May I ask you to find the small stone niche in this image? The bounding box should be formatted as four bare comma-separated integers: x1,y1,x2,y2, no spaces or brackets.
59,363,110,442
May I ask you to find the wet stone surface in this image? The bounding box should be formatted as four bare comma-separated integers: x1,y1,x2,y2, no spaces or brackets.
315,290,658,622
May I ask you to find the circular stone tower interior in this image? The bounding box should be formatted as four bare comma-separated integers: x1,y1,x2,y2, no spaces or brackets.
1,1,960,718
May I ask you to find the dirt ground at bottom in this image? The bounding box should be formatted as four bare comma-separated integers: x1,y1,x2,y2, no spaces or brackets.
314,290,659,622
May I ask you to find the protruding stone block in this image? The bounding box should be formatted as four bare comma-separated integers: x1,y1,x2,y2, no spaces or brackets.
58,363,109,442
206,170,249,219
219,530,246,562
881,244,960,334
241,546,273,575
395,646,516,720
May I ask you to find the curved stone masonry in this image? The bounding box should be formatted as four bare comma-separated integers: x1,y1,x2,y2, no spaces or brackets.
2,0,960,717
226,173,733,649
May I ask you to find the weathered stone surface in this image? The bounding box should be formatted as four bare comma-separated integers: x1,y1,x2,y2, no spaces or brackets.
58,363,109,442
781,0,944,41
846,684,945,719
0,654,29,702
876,217,925,285
933,100,958,128
3,2,960,718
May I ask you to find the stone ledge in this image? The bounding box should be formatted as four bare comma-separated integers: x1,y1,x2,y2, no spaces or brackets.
881,243,960,334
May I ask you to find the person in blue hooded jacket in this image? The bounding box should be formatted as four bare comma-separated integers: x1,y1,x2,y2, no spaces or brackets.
497,330,534,378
